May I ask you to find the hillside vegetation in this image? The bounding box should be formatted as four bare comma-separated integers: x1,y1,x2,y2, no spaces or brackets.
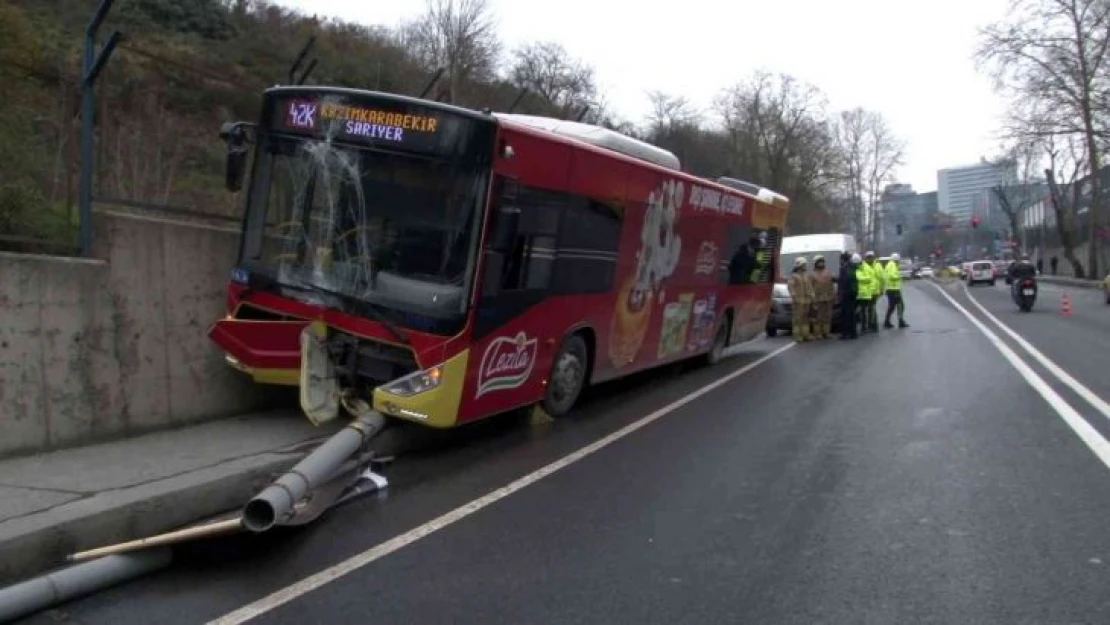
0,0,905,254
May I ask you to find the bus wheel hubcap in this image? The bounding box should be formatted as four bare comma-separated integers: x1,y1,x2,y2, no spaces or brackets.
553,353,582,401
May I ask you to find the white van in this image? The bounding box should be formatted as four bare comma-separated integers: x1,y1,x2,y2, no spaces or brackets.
768,234,858,336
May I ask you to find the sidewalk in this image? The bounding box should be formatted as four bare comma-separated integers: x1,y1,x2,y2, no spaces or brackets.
0,410,345,585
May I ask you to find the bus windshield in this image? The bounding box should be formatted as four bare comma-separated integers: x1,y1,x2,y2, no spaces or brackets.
238,133,488,321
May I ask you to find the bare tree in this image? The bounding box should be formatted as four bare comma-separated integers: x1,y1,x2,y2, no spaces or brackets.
1043,132,1091,275
646,91,701,135
713,71,845,233
990,139,1043,253
401,0,500,104
831,108,905,249
508,41,597,116
977,0,1110,277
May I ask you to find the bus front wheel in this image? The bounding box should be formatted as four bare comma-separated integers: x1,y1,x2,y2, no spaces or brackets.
542,333,589,418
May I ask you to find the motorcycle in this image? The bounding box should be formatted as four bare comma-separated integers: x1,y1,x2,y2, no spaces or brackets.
1011,276,1037,312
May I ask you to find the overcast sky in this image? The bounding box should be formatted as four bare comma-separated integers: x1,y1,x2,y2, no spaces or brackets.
277,0,1011,194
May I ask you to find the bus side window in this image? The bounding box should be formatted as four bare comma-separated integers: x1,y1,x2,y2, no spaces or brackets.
483,180,561,294
551,197,621,294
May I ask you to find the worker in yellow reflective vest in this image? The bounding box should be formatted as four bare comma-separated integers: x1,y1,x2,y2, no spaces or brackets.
751,245,767,283
863,251,881,332
852,253,870,335
883,252,909,328
787,256,814,341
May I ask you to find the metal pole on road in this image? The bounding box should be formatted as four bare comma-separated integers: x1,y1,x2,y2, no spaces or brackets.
242,410,387,533
0,548,172,623
78,0,121,257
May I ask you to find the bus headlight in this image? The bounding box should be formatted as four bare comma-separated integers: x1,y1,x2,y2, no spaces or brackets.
382,365,443,397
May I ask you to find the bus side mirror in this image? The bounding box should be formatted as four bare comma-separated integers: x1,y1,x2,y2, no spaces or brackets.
220,122,250,193
226,149,247,193
490,205,520,252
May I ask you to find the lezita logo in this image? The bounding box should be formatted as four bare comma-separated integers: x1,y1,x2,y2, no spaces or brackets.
476,332,537,398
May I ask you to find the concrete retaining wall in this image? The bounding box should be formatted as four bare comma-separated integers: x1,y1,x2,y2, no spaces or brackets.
0,211,287,459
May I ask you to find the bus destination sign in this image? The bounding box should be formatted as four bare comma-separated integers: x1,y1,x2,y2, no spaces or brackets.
276,97,449,152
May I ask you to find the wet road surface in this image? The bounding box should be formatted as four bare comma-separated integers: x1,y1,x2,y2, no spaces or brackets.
960,278,1110,407
21,280,1110,625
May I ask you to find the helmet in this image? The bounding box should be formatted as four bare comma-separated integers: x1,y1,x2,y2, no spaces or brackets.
813,254,825,264
793,256,808,268
850,253,862,264
891,252,900,261
865,250,875,258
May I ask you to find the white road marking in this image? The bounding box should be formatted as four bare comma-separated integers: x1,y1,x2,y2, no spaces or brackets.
930,282,1110,469
207,341,796,625
959,282,1110,420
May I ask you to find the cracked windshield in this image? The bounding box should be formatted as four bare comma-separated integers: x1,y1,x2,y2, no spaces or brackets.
254,140,480,301
5,0,1110,623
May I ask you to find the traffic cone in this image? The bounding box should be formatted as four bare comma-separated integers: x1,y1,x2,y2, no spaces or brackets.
1061,292,1072,316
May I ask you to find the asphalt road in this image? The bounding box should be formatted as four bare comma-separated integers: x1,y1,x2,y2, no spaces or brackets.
959,278,1110,406
21,281,1110,625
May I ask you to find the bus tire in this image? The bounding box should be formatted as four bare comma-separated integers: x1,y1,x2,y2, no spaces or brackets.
542,333,589,418
705,317,729,366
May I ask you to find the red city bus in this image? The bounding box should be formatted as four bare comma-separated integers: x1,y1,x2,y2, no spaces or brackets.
209,86,788,428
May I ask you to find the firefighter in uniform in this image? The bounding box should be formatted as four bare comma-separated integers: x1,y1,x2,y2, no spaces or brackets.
853,253,871,335
808,254,835,339
787,256,814,341
863,251,881,332
883,252,909,328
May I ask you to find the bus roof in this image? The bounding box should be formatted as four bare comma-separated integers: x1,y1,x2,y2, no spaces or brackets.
492,113,682,171
493,114,791,207
780,234,857,254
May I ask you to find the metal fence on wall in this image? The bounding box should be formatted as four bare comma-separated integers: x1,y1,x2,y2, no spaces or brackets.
0,0,318,257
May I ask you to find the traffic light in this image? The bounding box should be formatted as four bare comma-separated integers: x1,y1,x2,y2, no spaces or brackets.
896,223,903,236
971,215,980,229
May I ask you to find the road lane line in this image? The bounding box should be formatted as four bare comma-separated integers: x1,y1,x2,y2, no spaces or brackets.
959,282,1110,420
930,283,1110,469
207,341,796,625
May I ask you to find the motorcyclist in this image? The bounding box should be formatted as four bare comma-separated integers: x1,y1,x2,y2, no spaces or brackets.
1009,255,1038,299
1009,255,1037,281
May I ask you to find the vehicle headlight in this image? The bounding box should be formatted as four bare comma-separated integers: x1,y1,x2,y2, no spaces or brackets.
382,365,443,397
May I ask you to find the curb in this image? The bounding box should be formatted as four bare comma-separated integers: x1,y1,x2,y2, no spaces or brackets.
1038,276,1105,290
0,450,308,585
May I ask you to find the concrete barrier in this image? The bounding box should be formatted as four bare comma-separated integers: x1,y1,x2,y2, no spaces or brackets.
0,211,288,459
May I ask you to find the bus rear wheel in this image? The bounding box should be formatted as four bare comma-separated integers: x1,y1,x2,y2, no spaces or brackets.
542,334,588,418
705,319,729,365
